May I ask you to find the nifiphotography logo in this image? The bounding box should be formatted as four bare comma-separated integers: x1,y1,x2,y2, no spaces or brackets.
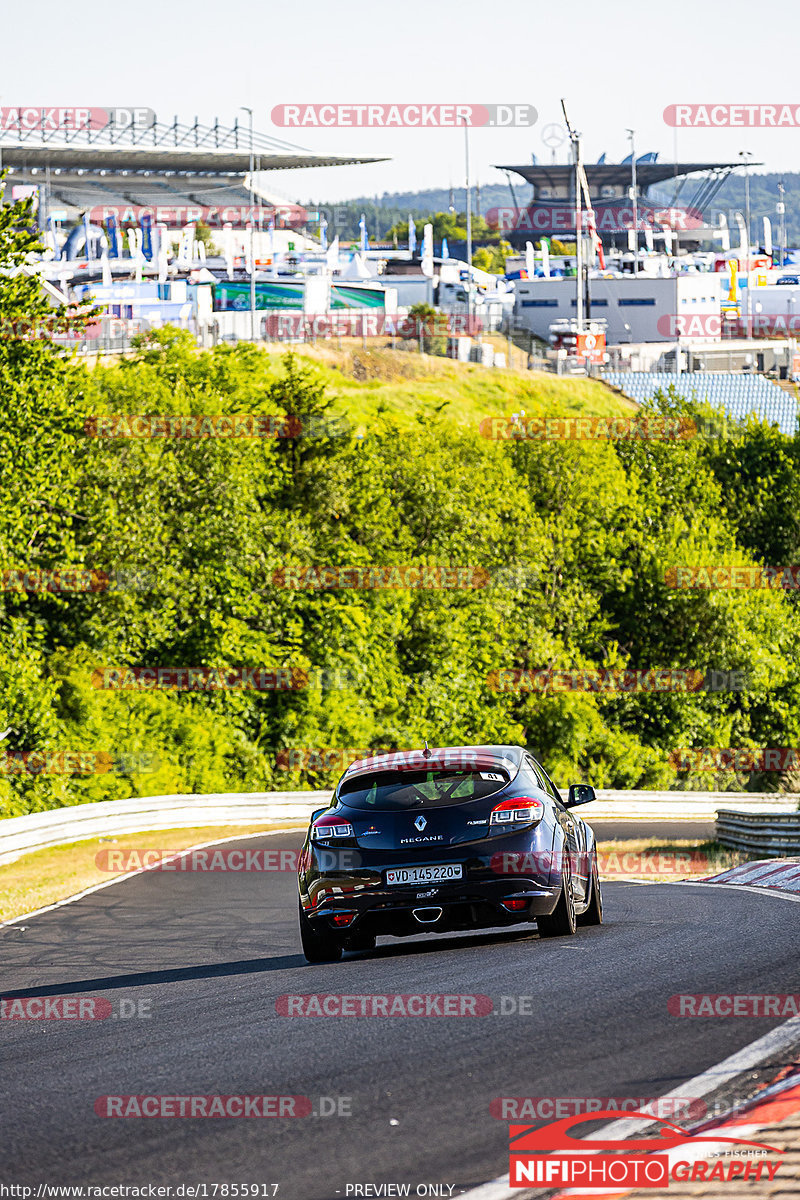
508,1110,783,1188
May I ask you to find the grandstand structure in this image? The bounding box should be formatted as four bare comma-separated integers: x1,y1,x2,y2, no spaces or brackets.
603,371,798,437
493,158,750,249
0,115,387,229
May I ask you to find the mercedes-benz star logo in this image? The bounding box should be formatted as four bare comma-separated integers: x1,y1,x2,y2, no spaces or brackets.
541,122,567,149
414,815,427,832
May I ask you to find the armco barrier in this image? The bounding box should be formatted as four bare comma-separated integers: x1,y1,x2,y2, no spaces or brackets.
716,809,800,856
0,792,330,867
0,789,797,868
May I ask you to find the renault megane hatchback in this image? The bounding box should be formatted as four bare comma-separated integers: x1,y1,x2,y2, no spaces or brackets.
297,744,602,962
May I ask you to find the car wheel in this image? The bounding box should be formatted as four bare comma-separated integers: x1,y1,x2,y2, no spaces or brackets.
577,855,603,927
298,899,343,963
537,852,577,938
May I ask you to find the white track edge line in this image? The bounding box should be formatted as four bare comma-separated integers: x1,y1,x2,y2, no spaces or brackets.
0,827,306,929
458,917,800,1199
667,879,800,903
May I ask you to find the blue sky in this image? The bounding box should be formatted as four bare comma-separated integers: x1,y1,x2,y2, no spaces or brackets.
2,0,798,203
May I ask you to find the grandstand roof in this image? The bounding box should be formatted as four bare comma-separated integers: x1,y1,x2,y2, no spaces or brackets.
0,115,387,175
493,161,750,189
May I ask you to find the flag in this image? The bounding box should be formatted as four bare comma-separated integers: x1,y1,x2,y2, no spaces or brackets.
525,241,535,277
319,216,328,251
734,212,747,257
48,215,61,261
157,224,169,283
222,223,234,280
359,213,368,252
408,215,416,253
587,209,606,269
106,213,120,258
763,216,773,256
576,160,605,269
644,223,654,253
717,213,730,252
441,237,449,260
101,252,112,287
540,237,550,278
421,223,434,276
326,235,340,271
151,225,161,270
140,213,153,261
727,260,738,303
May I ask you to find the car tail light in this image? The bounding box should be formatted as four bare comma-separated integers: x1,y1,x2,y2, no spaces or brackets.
501,897,530,912
331,912,356,928
490,797,544,826
312,815,355,839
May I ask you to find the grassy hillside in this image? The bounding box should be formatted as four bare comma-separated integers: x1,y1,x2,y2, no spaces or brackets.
258,343,635,431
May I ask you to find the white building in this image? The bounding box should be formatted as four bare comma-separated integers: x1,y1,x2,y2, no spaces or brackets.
514,274,720,344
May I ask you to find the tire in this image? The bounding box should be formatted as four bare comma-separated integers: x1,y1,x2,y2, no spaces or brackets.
537,851,577,938
577,855,603,926
299,899,343,963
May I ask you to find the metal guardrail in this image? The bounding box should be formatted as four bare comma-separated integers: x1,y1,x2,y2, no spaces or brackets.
0,792,330,867
716,809,800,856
1,789,798,867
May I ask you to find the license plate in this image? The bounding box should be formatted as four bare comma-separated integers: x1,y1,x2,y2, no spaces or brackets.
385,864,463,886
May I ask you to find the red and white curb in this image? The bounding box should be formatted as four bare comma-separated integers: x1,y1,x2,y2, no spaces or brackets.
700,858,800,894
459,978,800,1200
546,1059,800,1199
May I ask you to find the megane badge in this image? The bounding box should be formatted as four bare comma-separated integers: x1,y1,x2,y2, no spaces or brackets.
414,815,427,831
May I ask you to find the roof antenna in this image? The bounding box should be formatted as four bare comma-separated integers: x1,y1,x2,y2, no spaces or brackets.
422,739,432,758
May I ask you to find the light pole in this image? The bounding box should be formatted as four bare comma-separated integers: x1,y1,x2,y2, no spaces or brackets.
462,116,472,264
240,105,257,342
627,128,638,276
462,115,472,322
777,180,786,267
561,103,583,332
740,150,752,338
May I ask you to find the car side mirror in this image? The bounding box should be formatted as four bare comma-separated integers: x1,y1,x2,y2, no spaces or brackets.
566,784,596,808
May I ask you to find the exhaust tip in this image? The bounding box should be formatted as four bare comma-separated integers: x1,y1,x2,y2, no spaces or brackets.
412,906,443,925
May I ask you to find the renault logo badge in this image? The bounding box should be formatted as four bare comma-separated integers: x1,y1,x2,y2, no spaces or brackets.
414,815,427,831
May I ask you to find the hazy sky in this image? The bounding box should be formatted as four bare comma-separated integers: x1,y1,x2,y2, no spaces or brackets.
3,0,798,203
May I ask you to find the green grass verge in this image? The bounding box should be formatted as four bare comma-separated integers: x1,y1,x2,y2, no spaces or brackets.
0,823,303,924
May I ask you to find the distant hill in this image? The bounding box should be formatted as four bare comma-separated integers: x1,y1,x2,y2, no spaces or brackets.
306,172,800,248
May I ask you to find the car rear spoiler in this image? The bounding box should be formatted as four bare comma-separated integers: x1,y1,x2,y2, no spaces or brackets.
343,748,520,780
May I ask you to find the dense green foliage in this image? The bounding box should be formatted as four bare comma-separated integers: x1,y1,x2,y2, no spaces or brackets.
3,191,800,816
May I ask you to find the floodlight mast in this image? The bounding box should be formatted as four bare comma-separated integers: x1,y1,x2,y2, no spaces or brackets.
561,99,582,332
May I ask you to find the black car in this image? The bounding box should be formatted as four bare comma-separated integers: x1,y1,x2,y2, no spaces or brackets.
297,744,602,962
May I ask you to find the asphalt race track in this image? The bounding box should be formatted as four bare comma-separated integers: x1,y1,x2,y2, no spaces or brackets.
2,831,799,1198
585,819,716,842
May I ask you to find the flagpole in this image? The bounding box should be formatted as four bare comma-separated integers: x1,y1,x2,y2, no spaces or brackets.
627,129,638,276
240,105,256,342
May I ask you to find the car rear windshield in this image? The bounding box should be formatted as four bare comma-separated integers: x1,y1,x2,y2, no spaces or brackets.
338,767,510,811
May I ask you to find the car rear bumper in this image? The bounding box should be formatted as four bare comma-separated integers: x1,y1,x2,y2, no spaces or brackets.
301,877,561,938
